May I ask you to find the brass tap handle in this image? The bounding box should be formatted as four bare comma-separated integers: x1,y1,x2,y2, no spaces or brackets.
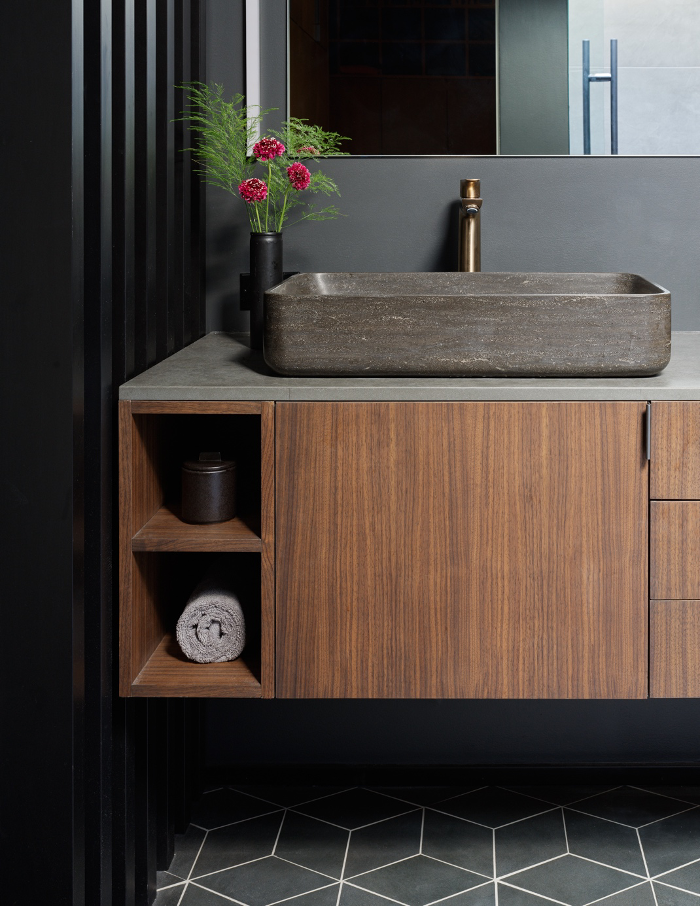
460,179,481,200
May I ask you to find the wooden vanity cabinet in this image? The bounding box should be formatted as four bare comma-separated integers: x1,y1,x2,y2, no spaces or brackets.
650,401,700,697
275,401,649,699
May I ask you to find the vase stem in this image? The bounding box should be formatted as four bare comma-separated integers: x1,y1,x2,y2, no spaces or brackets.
249,232,283,351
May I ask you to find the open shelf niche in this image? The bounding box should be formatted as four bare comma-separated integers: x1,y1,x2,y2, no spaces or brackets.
118,400,274,697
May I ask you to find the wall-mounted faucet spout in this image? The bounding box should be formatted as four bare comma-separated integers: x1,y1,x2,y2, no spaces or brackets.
458,178,482,272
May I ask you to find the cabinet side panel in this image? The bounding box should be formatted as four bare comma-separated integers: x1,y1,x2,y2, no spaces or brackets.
119,401,135,695
651,401,700,499
260,401,275,698
276,402,648,699
651,600,700,697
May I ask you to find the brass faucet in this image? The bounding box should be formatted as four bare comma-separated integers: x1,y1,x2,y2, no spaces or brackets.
458,179,482,272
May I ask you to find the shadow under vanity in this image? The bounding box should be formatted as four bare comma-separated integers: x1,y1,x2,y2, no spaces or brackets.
119,330,700,703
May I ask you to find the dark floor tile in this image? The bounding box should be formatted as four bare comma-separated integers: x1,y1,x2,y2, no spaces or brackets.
431,882,496,905
654,882,700,906
153,883,187,906
276,810,349,879
284,884,341,905
435,787,554,829
498,884,562,905
190,811,283,878
639,808,700,876
504,854,640,906
422,808,493,878
181,886,234,905
496,808,567,877
640,788,700,807
340,883,404,905
190,788,280,830
571,786,691,829
344,809,422,878
564,808,647,876
369,786,482,807
656,861,700,896
198,855,332,906
295,788,416,830
158,871,185,889
168,825,207,878
503,785,620,807
591,882,656,905
350,854,488,906
233,785,350,808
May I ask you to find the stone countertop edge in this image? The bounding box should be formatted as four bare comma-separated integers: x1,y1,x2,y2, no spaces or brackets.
118,331,700,402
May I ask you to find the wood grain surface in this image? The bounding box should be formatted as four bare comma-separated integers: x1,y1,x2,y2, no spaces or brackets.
651,501,700,599
651,600,700,697
130,632,262,697
652,401,700,499
132,505,262,551
260,401,276,698
275,402,648,699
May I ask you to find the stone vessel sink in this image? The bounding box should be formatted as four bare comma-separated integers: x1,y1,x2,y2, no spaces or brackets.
263,272,671,377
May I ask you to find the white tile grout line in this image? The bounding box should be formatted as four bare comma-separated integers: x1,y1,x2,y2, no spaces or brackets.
498,880,571,906
424,880,495,906
638,804,700,829
564,801,699,831
286,805,420,834
636,826,660,906
493,828,499,906
189,881,248,905
419,807,426,855
342,879,412,905
266,881,341,906
344,853,419,881
562,808,570,855
190,854,271,882
629,786,700,807
653,856,700,880
653,879,700,899
175,883,189,906
335,828,352,906
274,855,339,881
228,785,357,810
419,853,492,880
191,806,283,833
428,803,559,831
271,809,287,856
583,879,652,906
187,828,209,880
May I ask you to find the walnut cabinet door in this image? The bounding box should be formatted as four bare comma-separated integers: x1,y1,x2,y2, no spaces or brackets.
275,402,648,699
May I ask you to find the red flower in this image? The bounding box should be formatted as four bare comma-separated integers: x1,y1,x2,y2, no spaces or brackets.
287,162,311,191
238,177,268,203
299,145,319,155
252,137,285,161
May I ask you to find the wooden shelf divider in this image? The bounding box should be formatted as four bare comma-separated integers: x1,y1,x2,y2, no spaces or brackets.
132,504,262,552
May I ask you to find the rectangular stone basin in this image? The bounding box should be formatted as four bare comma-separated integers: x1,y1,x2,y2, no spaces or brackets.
263,272,671,377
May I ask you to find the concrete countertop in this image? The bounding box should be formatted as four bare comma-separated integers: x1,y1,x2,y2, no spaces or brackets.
119,331,700,401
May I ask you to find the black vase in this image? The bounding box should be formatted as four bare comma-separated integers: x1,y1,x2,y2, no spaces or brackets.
249,231,283,351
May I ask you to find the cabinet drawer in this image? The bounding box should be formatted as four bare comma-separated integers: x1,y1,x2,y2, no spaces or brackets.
651,600,700,697
651,401,700,499
651,502,700,599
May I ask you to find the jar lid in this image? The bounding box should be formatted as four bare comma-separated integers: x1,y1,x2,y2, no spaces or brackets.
182,452,236,473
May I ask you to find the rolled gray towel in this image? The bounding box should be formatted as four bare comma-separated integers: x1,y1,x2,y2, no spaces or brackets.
176,564,246,663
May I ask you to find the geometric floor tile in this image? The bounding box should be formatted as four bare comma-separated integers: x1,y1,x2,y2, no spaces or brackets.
434,787,554,829
279,884,342,905
656,861,700,896
339,883,404,905
429,883,496,905
157,870,186,889
344,810,422,878
641,788,700,807
502,853,641,906
233,785,350,808
563,808,647,876
639,808,700,876
369,786,482,807
498,884,565,905
196,855,334,906
502,786,620,807
294,788,418,830
570,787,692,828
189,788,281,830
191,811,284,878
422,808,493,877
168,825,207,878
496,809,567,877
348,854,489,906
181,886,240,905
153,884,187,906
591,883,657,905
275,810,349,879
654,883,700,906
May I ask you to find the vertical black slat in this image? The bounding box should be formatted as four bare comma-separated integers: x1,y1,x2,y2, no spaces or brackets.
155,700,175,870
167,699,189,834
113,0,127,389
190,0,205,341
147,700,160,901
124,0,137,380
166,0,178,355
146,0,158,366
181,0,193,347
133,0,148,374
173,0,185,352
134,699,155,906
155,0,170,360
113,700,137,906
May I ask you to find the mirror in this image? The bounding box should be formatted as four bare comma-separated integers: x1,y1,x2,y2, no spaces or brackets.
288,0,700,156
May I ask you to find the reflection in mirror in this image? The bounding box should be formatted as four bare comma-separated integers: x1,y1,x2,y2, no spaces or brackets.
290,0,700,156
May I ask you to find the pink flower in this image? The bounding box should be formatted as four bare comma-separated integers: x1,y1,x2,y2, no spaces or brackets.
252,137,285,161
287,162,311,191
299,145,319,155
238,177,268,203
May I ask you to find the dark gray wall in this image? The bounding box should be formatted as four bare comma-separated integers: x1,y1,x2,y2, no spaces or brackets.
204,1,700,768
498,0,569,154
206,0,700,333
